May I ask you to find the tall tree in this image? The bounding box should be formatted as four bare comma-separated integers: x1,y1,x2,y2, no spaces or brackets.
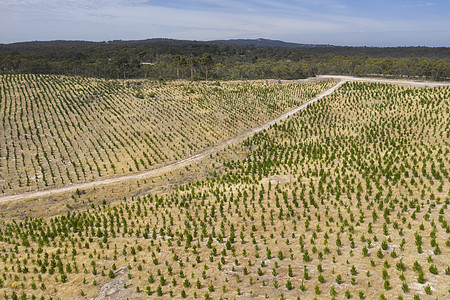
188,53,195,81
201,52,214,81
173,54,184,79
112,56,129,79
179,55,187,79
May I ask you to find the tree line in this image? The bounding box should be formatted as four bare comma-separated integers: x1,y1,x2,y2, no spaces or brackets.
0,39,449,80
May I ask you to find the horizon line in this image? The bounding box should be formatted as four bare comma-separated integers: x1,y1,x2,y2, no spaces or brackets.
1,37,448,48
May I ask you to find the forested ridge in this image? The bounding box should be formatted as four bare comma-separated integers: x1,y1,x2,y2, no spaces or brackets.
0,39,449,80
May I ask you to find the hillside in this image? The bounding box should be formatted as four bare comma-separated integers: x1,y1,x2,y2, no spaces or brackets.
0,75,448,299
0,74,334,196
211,38,315,48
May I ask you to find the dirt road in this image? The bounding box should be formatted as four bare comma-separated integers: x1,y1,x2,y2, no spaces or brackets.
0,76,448,203
318,75,450,87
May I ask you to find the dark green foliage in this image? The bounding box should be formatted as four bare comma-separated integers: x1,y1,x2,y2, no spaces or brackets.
0,40,448,80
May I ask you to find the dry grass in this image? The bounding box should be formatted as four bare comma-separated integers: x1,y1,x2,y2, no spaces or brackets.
0,74,334,195
0,79,448,300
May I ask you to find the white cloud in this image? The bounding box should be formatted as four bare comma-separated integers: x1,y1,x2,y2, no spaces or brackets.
403,2,435,8
0,0,448,45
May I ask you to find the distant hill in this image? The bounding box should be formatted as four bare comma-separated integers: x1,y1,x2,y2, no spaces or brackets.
4,38,448,59
8,38,330,48
7,40,98,46
211,38,329,48
3,38,448,52
6,38,325,48
0,38,448,80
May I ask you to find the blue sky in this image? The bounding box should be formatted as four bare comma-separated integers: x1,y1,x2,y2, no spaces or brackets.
1,0,449,46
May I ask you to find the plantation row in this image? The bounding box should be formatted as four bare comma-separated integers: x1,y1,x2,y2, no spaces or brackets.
0,81,447,299
0,74,335,194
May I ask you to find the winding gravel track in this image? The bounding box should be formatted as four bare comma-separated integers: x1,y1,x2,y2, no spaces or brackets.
0,76,448,203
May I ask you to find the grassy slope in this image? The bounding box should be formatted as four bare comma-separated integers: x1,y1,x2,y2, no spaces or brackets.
0,74,334,195
0,79,448,299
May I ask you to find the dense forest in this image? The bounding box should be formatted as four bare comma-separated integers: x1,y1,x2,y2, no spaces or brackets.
0,39,449,80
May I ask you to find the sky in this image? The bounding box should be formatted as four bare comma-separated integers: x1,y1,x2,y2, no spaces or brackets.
0,0,449,46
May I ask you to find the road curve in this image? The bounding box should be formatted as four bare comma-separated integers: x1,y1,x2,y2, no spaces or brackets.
0,76,448,203
318,75,450,87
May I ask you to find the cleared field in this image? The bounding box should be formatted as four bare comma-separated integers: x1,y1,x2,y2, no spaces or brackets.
0,74,335,195
0,79,448,300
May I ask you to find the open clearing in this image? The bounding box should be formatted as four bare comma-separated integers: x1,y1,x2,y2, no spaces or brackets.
0,75,335,197
0,75,448,300
0,79,343,204
1,76,447,204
